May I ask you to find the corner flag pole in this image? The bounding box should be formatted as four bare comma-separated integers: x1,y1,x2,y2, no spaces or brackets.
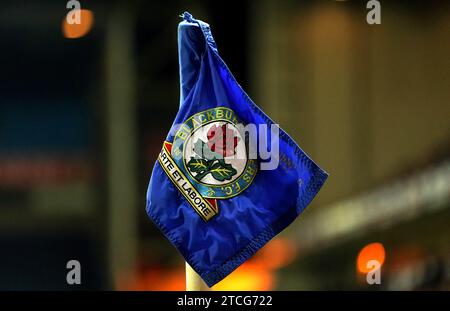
185,262,210,291
179,16,211,291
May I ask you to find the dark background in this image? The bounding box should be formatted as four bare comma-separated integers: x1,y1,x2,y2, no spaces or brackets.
0,0,449,290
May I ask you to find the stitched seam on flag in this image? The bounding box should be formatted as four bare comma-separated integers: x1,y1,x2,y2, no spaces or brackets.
147,209,209,279
153,162,328,287
200,163,328,287
191,13,327,180
146,175,206,276
183,18,323,176
201,225,275,287
203,46,328,180
147,203,181,248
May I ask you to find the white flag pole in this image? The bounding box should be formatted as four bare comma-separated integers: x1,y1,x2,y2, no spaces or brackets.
185,262,210,291
178,14,210,292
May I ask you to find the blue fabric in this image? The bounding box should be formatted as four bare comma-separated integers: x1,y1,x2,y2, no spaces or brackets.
146,12,328,287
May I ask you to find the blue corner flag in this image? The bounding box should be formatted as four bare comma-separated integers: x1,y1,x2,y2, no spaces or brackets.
146,12,328,287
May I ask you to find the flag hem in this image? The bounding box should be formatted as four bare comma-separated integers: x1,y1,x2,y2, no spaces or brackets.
147,159,327,287
199,163,328,287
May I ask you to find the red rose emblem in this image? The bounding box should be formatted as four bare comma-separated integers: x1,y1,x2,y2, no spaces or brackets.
207,124,239,157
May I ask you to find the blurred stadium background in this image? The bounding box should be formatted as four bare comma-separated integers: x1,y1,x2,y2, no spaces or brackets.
0,0,449,290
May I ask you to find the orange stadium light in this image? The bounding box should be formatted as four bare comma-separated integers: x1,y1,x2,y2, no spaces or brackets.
357,242,386,274
62,9,94,39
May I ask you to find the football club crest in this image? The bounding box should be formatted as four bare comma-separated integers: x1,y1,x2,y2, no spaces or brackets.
158,107,258,221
